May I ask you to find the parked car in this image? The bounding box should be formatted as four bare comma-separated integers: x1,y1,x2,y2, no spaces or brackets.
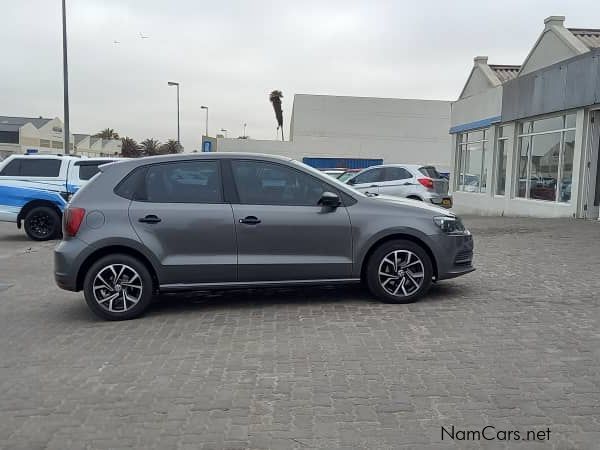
344,164,452,208
54,153,474,320
0,154,118,240
337,169,362,183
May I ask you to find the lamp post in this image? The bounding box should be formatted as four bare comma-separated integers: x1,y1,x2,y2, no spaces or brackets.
167,81,180,144
61,0,70,155
243,123,247,138
201,105,208,137
220,128,228,138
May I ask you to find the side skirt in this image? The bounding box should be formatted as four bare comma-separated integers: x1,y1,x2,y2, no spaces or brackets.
159,278,361,292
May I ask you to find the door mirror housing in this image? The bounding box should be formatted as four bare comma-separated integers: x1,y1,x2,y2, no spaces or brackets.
319,191,341,208
347,178,356,185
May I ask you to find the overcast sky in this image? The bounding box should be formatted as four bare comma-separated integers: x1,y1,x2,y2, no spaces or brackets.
2,0,598,150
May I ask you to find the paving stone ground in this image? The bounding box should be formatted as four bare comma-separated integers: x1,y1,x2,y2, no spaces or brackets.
0,217,599,449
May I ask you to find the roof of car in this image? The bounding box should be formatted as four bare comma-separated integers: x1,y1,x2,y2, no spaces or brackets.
115,152,294,169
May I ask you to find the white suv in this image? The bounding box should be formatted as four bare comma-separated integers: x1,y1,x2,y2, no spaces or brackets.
344,164,452,208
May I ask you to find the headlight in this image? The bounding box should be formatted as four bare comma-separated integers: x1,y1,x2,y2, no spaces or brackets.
433,216,467,234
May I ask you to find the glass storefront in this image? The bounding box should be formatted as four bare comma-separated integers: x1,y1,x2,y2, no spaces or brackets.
515,113,576,203
455,129,488,193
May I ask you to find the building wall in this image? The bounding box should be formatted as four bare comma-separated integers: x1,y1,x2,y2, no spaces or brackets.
520,30,580,75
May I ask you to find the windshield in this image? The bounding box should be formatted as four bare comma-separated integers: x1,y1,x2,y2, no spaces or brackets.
291,160,368,197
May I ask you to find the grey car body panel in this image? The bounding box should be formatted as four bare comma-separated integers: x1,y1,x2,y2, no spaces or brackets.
54,153,474,292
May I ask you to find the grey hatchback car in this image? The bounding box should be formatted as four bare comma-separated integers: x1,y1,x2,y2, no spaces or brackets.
54,153,474,320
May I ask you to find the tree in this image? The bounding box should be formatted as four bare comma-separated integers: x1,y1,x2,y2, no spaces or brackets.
159,139,183,154
140,138,161,156
269,90,284,141
120,137,142,158
94,128,120,139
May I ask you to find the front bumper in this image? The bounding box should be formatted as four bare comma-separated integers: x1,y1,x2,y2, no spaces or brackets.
429,231,474,281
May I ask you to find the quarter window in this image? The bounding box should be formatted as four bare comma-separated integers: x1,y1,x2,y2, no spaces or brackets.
231,160,331,206
139,160,222,203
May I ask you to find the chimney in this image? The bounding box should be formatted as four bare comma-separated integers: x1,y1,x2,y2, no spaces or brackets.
474,56,488,66
544,16,565,30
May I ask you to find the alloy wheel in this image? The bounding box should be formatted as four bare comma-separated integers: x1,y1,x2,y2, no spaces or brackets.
29,211,53,239
378,250,425,297
93,264,143,313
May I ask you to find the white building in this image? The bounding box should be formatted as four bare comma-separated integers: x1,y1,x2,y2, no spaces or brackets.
0,116,121,159
211,95,452,171
450,16,600,219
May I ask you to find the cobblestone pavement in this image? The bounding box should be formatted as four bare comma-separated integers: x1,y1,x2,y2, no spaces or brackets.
0,218,599,449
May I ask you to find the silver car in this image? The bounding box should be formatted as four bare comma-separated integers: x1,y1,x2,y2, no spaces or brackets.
54,153,473,320
345,164,452,208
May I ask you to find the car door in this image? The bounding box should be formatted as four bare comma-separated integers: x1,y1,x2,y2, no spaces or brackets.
128,159,236,285
228,159,353,282
378,167,414,198
346,167,384,194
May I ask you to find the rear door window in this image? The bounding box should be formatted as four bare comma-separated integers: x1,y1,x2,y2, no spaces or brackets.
19,159,61,177
139,160,223,203
352,168,384,184
384,167,412,181
419,166,441,178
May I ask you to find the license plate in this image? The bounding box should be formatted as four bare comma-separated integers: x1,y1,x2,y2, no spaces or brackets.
441,198,452,208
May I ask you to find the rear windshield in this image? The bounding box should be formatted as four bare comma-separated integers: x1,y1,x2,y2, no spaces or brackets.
419,166,441,178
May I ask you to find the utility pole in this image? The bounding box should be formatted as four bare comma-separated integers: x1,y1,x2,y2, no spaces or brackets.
62,0,70,154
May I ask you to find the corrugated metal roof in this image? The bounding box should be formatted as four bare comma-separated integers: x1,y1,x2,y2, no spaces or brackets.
489,65,521,83
0,116,52,131
569,28,600,48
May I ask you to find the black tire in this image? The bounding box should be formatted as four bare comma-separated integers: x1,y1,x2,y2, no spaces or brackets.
366,239,433,304
83,254,154,320
24,206,61,241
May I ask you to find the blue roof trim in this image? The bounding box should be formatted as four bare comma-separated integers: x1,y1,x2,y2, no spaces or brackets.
449,116,501,134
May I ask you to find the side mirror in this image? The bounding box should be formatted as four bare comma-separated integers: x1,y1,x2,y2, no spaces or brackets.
347,178,356,185
319,191,341,208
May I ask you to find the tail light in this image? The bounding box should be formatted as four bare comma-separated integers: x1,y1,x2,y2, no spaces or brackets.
64,207,86,236
417,177,434,190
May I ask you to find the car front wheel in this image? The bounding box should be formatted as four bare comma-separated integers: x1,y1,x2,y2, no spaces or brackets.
366,240,433,303
24,206,61,241
83,254,153,320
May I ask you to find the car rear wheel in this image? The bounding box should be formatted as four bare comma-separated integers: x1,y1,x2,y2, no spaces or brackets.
83,254,153,320
24,206,61,241
366,240,433,303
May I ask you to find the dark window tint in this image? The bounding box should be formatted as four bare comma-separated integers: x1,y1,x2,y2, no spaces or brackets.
384,167,412,181
19,159,61,177
0,159,21,176
419,166,441,178
142,160,222,203
232,160,331,206
77,163,104,181
114,167,147,200
352,168,384,184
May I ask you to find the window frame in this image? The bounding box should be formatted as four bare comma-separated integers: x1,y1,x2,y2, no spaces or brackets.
228,159,344,207
514,113,576,203
455,129,488,193
494,126,509,197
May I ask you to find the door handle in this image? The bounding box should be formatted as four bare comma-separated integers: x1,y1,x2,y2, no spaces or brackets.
369,184,379,188
239,216,261,225
138,215,162,224
402,182,412,185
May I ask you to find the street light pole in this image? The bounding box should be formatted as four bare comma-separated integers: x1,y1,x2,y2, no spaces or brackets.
61,0,70,155
201,105,208,137
243,123,247,138
167,81,180,144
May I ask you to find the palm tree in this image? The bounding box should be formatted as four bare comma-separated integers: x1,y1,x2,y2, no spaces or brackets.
120,137,142,158
269,90,284,141
140,138,161,156
160,139,183,154
94,128,120,140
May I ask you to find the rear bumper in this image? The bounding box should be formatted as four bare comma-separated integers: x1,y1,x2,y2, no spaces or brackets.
54,237,89,291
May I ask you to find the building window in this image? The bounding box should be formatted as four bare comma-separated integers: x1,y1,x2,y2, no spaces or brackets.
40,139,51,148
515,113,576,203
455,129,488,193
495,126,509,196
